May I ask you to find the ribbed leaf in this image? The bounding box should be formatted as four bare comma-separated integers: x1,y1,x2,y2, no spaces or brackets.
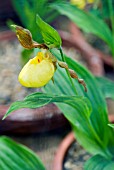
96,77,114,100
104,163,114,170
84,154,114,170
0,136,45,170
3,93,51,120
43,49,113,156
3,93,91,120
95,77,114,154
50,2,113,51
36,14,62,48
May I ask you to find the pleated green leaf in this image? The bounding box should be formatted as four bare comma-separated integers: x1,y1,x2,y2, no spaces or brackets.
0,136,45,170
3,93,51,120
36,14,62,48
96,77,114,100
3,93,91,120
84,154,114,170
50,2,113,52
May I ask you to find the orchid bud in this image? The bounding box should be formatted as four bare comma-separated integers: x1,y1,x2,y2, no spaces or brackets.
58,61,68,69
69,68,87,92
69,69,78,79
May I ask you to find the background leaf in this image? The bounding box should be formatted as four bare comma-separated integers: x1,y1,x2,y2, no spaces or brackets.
50,2,113,52
36,14,62,48
95,77,114,100
11,0,59,63
21,49,33,66
0,136,45,170
84,154,114,170
12,0,59,43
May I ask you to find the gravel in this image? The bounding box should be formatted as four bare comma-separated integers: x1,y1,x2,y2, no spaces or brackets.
0,39,37,104
63,141,91,170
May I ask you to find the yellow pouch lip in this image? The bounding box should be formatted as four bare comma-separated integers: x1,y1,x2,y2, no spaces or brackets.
18,57,55,88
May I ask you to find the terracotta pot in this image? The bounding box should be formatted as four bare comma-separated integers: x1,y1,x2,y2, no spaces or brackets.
53,132,75,170
0,104,69,134
0,30,16,41
52,115,114,170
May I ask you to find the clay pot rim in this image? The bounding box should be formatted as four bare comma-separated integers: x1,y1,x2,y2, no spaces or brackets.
52,132,75,170
52,115,114,170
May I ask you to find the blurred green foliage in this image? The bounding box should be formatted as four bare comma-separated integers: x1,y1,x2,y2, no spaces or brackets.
12,0,59,42
12,0,60,65
51,0,114,56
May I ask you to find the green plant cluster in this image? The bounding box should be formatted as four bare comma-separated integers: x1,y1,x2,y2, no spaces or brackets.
1,1,114,170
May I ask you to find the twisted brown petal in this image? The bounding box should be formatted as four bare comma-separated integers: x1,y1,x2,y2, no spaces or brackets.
11,25,48,49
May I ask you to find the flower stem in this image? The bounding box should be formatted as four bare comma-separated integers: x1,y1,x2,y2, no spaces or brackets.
59,47,78,95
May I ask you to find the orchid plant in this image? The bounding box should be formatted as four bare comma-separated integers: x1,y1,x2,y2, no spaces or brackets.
2,14,114,170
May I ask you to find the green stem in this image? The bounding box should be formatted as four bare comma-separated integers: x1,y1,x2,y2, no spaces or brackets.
108,0,114,57
59,47,78,95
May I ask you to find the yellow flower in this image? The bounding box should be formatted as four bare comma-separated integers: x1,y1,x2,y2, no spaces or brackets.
70,0,94,9
18,50,56,87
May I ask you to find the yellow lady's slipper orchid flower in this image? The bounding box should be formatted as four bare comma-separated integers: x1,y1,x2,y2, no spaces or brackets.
18,50,56,87
70,0,94,9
